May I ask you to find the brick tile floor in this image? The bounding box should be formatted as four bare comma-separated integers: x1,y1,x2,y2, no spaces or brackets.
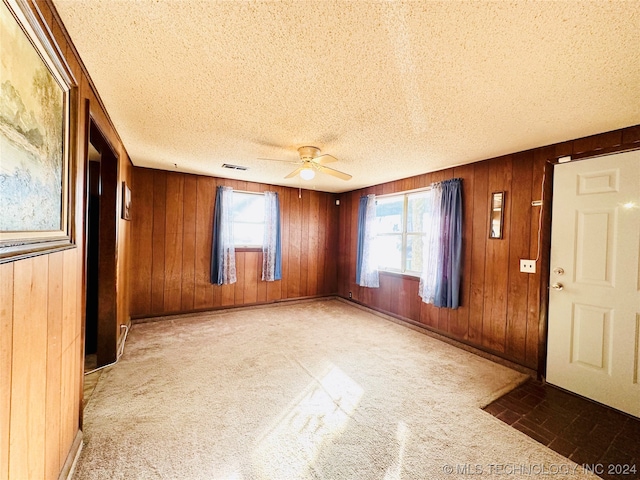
484,380,639,480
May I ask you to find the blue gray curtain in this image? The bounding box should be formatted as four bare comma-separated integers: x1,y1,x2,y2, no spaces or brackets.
262,191,282,281
210,186,237,285
434,178,463,308
419,178,462,308
355,194,379,287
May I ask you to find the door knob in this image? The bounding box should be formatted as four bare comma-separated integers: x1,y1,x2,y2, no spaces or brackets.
553,267,564,275
551,283,564,291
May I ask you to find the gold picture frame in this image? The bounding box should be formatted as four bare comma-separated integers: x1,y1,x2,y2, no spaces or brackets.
0,0,77,262
489,191,505,239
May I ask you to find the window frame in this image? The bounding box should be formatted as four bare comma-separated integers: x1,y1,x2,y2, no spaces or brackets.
231,190,266,249
375,188,431,278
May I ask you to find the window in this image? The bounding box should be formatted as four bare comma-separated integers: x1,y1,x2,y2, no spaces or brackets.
374,191,430,275
231,192,265,247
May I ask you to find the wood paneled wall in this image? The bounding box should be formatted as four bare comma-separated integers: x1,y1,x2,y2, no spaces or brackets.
337,125,640,370
1,3,637,478
130,168,339,317
0,252,81,480
0,1,133,478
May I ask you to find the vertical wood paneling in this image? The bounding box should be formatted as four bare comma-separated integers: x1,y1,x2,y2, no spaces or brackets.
59,250,79,468
336,195,345,296
573,130,622,155
194,176,215,309
61,251,77,351
482,158,512,353
125,125,637,371
328,195,339,293
0,263,13,480
45,253,63,480
130,168,154,315
151,171,167,313
406,277,420,321
399,278,416,319
0,70,84,480
265,263,282,301
426,302,440,329
4,16,634,480
130,168,338,316
181,176,197,312
339,194,348,297
505,152,533,362
71,336,81,459
243,252,259,304
300,192,310,296
307,193,319,295
525,149,550,367
10,256,48,480
349,193,358,299
468,162,489,344
164,173,184,312
2,2,160,479
117,159,133,340
234,253,245,305
287,190,301,298
387,276,402,314
221,282,235,306
377,272,391,313
256,252,267,302
58,343,75,468
336,127,640,370
341,159,546,361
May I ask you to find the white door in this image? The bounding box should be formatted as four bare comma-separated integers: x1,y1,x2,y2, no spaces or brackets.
546,150,640,417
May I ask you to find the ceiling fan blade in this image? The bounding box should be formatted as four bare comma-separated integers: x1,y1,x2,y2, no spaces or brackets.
285,166,304,179
317,165,352,181
313,154,338,164
258,157,300,164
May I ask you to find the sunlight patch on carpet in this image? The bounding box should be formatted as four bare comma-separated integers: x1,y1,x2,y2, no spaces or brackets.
253,364,363,478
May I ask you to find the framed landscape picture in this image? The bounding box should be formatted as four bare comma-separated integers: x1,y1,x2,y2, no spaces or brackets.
0,0,76,262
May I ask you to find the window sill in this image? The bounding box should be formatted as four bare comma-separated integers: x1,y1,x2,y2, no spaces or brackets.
378,270,420,281
235,247,262,253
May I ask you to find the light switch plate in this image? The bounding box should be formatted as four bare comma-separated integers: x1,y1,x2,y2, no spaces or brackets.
520,259,536,274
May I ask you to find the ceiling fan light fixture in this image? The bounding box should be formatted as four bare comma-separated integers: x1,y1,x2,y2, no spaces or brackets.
261,146,351,181
300,167,315,180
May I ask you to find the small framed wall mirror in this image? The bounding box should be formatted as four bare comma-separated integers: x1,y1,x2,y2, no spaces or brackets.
489,191,505,239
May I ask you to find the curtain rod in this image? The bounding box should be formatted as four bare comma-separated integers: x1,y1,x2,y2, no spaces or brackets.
374,185,433,199
229,189,266,196
373,177,461,199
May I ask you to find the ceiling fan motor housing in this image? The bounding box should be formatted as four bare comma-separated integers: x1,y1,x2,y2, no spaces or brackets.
298,146,320,160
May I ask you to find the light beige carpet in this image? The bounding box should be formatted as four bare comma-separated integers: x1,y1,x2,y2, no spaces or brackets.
74,299,597,479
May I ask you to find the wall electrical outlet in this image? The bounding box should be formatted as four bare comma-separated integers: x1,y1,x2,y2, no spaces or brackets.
349,291,352,298
520,259,536,274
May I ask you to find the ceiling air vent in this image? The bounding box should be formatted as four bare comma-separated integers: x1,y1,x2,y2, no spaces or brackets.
222,164,248,171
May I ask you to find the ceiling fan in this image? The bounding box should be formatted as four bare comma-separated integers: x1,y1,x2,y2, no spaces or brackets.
259,146,352,181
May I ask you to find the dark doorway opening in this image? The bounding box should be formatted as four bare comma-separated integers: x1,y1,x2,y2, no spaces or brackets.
85,146,100,356
85,119,119,369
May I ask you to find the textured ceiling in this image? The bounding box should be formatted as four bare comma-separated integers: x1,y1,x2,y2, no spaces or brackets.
53,0,640,193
